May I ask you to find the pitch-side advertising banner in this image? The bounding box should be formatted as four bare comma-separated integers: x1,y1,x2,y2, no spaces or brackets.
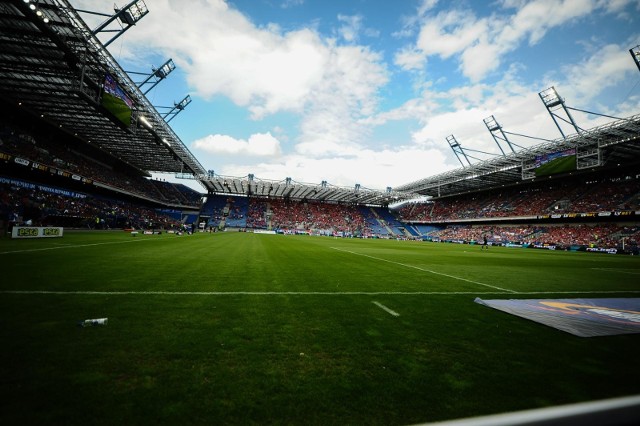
11,227,64,239
475,298,640,337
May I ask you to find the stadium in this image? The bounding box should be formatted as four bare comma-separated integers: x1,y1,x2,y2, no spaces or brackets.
1,1,639,425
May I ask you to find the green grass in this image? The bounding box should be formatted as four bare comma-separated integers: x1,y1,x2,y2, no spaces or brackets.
1,231,639,425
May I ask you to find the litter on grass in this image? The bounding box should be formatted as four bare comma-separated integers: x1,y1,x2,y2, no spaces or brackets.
78,318,108,327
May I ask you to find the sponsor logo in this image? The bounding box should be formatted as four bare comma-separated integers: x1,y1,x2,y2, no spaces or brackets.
42,228,60,236
17,227,39,237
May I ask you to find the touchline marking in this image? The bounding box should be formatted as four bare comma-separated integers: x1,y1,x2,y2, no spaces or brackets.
372,301,400,317
591,268,640,275
330,247,517,293
0,236,170,255
0,290,506,296
3,290,637,296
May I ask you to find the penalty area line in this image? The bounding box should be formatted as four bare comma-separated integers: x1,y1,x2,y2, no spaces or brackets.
330,247,516,293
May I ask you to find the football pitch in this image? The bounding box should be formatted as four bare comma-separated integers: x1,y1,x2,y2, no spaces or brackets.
1,231,639,425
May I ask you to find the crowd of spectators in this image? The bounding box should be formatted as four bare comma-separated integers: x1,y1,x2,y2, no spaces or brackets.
427,223,640,250
398,175,640,222
1,181,183,232
246,198,267,229
260,198,370,235
0,123,201,207
203,195,377,236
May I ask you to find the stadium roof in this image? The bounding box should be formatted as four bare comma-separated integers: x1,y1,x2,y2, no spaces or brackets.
0,0,415,206
2,1,638,207
176,173,410,206
395,113,640,198
0,1,207,179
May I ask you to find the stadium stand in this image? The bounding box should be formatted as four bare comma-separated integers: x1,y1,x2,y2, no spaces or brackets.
0,179,183,231
0,0,638,257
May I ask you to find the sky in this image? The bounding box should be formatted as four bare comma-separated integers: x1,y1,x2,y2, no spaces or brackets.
69,0,640,192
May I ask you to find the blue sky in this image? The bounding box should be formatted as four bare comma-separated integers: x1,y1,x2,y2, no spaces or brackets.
71,0,640,192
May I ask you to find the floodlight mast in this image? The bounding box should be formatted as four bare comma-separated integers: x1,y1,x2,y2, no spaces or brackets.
77,0,149,48
483,115,516,156
159,95,192,123
446,135,472,168
127,59,176,95
539,86,582,139
631,45,640,72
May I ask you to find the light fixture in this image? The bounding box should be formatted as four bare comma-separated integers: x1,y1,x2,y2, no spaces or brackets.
138,115,152,129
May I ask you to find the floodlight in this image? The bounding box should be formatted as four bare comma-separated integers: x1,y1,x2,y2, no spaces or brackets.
154,60,175,79
539,86,562,108
131,59,175,94
162,95,192,123
175,95,191,111
118,11,135,26
91,0,149,47
138,115,152,129
630,45,640,72
538,86,581,139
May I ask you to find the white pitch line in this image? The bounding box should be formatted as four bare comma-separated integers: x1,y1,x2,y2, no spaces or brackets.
0,235,174,255
330,247,517,293
372,301,400,317
2,290,638,296
591,268,640,275
0,290,503,296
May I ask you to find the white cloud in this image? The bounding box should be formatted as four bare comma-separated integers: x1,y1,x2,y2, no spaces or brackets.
394,47,425,71
192,132,282,157
415,9,488,59
85,0,389,144
337,14,363,43
216,146,451,189
558,44,638,107
280,0,305,9
295,43,389,154
88,0,329,119
398,0,637,81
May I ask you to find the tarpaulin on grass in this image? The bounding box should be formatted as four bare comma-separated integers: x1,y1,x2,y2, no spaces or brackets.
474,298,640,337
